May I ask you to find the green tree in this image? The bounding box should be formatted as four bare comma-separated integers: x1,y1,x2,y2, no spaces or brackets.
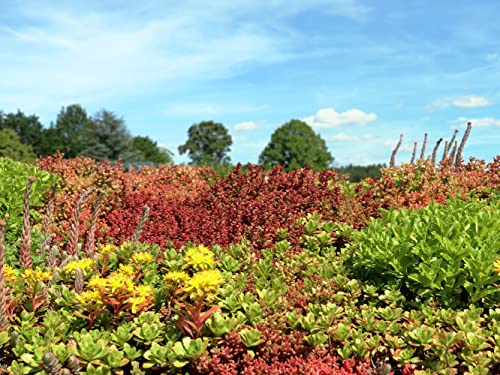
89,110,131,161
52,104,94,158
0,110,47,156
259,119,333,171
178,121,232,168
0,128,36,162
128,135,173,165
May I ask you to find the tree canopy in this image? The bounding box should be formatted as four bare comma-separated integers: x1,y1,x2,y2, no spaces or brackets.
0,105,173,165
178,121,232,168
129,135,173,165
0,110,47,157
0,128,36,162
259,119,334,171
89,110,131,161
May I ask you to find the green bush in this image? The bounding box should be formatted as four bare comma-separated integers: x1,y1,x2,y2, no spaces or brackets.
0,157,59,242
348,195,500,308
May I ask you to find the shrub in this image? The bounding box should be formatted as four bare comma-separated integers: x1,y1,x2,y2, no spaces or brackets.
348,195,500,308
0,157,59,242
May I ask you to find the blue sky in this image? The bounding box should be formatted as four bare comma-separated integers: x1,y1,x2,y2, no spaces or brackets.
1,0,499,166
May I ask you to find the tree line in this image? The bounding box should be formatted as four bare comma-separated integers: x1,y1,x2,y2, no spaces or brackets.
1,105,383,180
0,105,172,165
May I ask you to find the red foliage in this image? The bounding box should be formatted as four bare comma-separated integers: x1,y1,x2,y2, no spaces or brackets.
35,153,214,247
193,165,342,248
190,325,372,375
367,157,500,210
101,165,343,249
36,154,499,251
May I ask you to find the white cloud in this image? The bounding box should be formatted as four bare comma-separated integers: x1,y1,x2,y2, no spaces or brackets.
454,117,500,128
452,95,493,108
234,121,257,131
0,0,372,117
303,108,377,129
428,95,493,110
0,2,291,116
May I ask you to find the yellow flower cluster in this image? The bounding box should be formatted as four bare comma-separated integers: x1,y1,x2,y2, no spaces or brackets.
77,266,153,314
117,264,135,278
494,259,500,275
96,243,118,255
128,285,153,314
75,290,103,306
61,258,95,276
164,271,190,284
184,245,215,271
164,246,224,300
184,270,224,299
88,271,135,295
2,264,16,282
131,252,154,265
23,268,53,289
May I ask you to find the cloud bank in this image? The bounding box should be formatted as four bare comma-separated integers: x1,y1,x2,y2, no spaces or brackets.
303,108,377,129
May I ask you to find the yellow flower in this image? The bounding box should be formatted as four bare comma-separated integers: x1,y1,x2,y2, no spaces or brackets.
184,245,215,271
2,264,16,282
23,268,52,288
128,296,148,314
97,243,117,255
136,285,153,298
163,271,190,284
62,258,95,275
88,277,108,290
131,252,154,265
494,259,500,275
117,264,135,277
76,290,103,305
184,269,223,299
107,273,135,294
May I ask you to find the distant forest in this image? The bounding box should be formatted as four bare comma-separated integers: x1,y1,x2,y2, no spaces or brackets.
0,105,384,181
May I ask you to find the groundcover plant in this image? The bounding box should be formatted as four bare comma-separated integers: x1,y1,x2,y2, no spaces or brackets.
0,155,498,374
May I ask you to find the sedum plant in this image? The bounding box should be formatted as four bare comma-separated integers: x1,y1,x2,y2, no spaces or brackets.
348,195,500,308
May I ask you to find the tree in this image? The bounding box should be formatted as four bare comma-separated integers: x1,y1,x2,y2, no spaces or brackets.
0,110,47,156
52,104,94,158
128,135,173,165
178,121,232,168
259,119,334,171
0,128,36,162
89,110,132,161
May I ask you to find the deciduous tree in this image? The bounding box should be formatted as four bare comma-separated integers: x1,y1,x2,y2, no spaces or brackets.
128,135,173,165
0,110,46,156
259,119,333,171
0,128,36,162
178,121,232,168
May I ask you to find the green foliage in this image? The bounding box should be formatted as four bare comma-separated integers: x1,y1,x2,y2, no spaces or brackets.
178,121,232,169
0,157,59,240
0,128,36,162
51,104,94,158
0,110,47,156
1,157,499,373
348,196,500,308
1,105,173,163
90,109,132,161
335,163,384,182
127,135,173,165
259,119,333,171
